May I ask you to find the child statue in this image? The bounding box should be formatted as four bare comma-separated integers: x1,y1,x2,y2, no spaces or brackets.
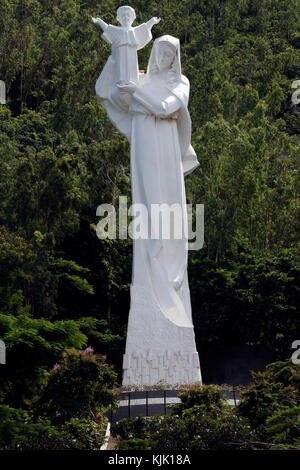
92,5,160,86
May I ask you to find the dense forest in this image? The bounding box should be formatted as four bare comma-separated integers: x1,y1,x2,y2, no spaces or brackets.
0,0,299,414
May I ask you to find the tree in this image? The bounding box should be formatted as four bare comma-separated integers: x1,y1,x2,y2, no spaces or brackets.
34,348,117,424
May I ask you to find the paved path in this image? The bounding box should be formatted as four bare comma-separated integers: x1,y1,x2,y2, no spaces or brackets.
107,436,118,450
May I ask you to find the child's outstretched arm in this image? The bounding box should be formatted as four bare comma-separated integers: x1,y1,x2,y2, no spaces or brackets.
92,17,108,31
146,17,161,31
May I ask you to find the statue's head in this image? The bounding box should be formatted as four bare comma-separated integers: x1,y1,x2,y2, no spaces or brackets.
156,41,177,72
148,35,182,85
117,5,136,27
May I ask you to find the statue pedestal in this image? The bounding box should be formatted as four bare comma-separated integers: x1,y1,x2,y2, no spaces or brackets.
122,284,202,386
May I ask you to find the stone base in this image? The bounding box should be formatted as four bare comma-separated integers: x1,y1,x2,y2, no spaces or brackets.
123,350,201,386
122,284,202,386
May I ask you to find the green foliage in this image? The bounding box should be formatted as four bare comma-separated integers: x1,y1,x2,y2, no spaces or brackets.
0,224,119,406
113,384,256,450
10,422,81,451
34,348,118,424
190,246,300,356
266,406,300,449
59,417,107,450
0,405,70,450
0,312,88,406
0,405,32,449
116,438,157,450
237,359,299,430
0,226,95,319
112,392,256,450
0,405,107,450
150,408,256,450
113,365,300,450
112,415,154,441
172,384,227,416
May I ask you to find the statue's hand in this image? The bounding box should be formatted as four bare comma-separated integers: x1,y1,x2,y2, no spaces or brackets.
117,82,137,94
147,17,161,30
152,17,161,24
91,17,108,31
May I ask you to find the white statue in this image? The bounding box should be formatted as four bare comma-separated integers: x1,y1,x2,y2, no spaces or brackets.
92,6,160,86
93,18,202,386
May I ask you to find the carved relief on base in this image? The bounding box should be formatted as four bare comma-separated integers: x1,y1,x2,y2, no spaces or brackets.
123,349,201,386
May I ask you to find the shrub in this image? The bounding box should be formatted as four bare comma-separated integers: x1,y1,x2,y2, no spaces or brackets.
60,417,107,450
112,386,257,451
112,416,153,440
116,438,157,450
266,406,300,449
0,405,78,450
0,405,108,450
0,405,33,449
172,384,227,416
14,425,82,450
152,408,256,450
237,360,299,430
113,410,257,450
34,348,117,424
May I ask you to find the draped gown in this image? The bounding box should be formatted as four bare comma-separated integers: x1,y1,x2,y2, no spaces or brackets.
96,54,202,385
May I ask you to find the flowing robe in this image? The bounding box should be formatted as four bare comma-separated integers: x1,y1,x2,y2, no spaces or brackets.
128,81,193,327
96,72,201,385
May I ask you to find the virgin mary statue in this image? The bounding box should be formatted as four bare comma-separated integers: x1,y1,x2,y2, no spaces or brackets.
96,34,202,386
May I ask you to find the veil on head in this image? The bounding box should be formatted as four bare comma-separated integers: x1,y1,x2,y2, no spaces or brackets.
145,35,199,176
146,35,182,85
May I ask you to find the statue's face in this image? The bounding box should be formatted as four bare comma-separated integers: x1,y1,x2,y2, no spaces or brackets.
119,9,134,27
157,43,175,71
